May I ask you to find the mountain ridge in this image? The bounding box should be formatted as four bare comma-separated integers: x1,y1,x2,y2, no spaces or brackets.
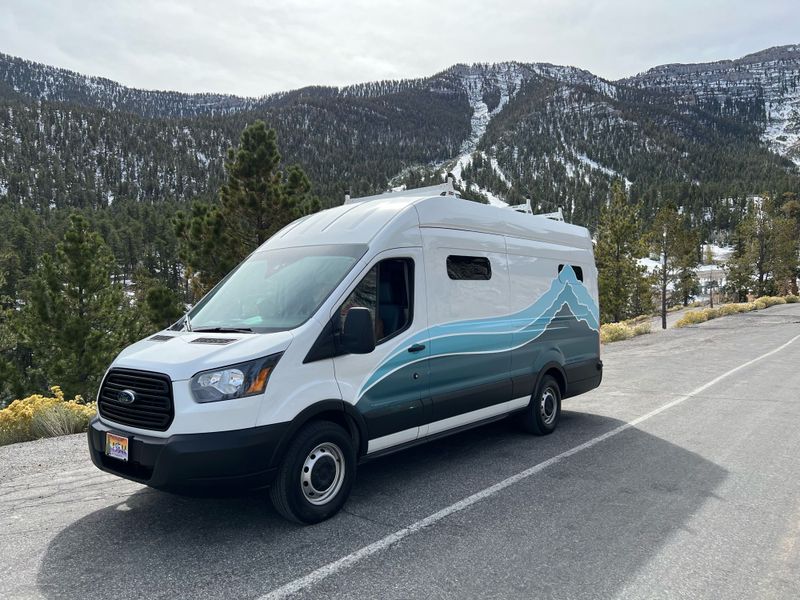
4,44,796,112
1,44,798,230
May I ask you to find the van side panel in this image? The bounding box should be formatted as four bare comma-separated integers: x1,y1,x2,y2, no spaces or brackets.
331,246,430,445
420,228,513,423
505,237,601,399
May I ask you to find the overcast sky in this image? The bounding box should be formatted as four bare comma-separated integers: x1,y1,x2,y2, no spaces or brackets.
1,0,797,97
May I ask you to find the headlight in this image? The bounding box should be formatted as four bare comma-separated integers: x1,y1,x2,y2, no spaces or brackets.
190,353,283,403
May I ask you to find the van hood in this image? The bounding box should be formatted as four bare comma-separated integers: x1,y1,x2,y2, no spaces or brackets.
111,330,294,381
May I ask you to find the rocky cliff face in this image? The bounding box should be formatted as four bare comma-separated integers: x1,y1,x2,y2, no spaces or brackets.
621,45,800,164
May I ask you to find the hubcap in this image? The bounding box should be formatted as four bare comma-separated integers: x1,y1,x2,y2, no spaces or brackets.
540,387,558,426
301,442,345,506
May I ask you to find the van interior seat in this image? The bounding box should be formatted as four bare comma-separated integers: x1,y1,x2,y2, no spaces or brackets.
378,279,405,337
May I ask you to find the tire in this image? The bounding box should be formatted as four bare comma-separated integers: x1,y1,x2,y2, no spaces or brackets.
522,375,562,435
269,421,356,524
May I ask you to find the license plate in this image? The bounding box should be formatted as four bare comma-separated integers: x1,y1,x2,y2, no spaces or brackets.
105,432,129,462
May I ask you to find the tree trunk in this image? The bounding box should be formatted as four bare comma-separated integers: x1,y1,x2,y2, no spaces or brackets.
661,245,667,330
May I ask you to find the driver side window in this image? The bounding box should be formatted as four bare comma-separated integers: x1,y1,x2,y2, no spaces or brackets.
339,258,413,344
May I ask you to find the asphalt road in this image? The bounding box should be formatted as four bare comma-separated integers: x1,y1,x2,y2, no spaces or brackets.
2,303,800,599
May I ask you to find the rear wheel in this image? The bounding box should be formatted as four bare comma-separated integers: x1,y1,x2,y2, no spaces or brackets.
522,374,562,435
269,421,356,524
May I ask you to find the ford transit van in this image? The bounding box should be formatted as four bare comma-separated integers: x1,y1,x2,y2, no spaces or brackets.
88,182,602,523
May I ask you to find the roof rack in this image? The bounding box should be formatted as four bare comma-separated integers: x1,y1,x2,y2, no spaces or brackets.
507,199,564,221
344,177,461,205
343,179,565,222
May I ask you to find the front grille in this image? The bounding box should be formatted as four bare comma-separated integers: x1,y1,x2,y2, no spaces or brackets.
98,368,174,431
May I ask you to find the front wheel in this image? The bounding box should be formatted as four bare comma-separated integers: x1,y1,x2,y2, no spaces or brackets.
269,421,356,524
522,375,562,435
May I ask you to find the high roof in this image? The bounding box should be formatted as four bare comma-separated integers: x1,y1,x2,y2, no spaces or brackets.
260,183,591,252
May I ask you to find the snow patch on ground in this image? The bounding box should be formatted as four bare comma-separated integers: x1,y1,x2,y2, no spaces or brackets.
463,182,508,207
638,257,661,275
195,150,209,167
703,243,734,263
763,90,800,166
489,154,512,187
575,153,632,188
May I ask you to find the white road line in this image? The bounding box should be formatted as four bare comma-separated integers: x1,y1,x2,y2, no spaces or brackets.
260,333,800,600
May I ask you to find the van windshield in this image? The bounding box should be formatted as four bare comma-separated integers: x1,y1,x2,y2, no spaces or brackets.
186,244,368,333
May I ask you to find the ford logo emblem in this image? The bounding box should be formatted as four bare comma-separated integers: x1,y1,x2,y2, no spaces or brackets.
117,389,136,405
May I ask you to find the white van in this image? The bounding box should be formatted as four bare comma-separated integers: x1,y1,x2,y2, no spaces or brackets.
88,182,602,523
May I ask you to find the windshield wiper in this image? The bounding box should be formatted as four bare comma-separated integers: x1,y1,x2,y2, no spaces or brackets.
191,326,254,334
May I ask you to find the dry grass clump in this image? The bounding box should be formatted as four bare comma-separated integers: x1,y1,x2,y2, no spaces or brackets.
753,296,787,309
717,303,754,316
600,320,651,344
785,295,799,303
0,387,96,447
676,296,791,328
623,315,651,326
675,310,711,327
600,323,633,343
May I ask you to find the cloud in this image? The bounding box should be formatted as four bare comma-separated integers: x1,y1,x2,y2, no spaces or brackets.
0,0,797,96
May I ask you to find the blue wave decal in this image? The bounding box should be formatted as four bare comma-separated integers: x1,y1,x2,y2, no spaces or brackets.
359,265,598,396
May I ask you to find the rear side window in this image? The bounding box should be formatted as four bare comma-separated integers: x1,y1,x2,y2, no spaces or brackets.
558,264,584,282
447,255,492,280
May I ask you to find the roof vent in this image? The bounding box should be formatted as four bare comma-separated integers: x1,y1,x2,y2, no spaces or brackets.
190,337,238,345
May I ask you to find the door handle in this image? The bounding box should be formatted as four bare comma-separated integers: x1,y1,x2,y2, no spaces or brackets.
407,343,426,353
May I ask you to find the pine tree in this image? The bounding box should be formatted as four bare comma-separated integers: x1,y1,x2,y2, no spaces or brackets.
725,213,757,301
175,121,319,295
0,267,17,406
595,181,650,323
743,195,797,297
703,244,714,265
752,200,770,297
650,205,700,327
770,213,799,295
131,266,185,331
778,194,800,295
21,214,140,400
144,285,185,330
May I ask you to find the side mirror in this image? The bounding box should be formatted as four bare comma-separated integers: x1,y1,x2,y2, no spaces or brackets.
340,307,376,354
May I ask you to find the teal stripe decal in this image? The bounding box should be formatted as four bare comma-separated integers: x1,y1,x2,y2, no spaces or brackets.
359,266,598,397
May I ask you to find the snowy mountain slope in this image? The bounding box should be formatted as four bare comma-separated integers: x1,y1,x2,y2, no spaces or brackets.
1,45,799,228
446,63,527,205
439,47,800,219
0,52,258,118
434,62,623,206
622,45,800,165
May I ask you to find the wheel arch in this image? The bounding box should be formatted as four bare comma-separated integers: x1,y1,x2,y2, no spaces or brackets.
534,360,567,399
268,400,368,470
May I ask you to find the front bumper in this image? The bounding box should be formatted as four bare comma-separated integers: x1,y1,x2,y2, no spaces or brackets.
88,417,287,492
